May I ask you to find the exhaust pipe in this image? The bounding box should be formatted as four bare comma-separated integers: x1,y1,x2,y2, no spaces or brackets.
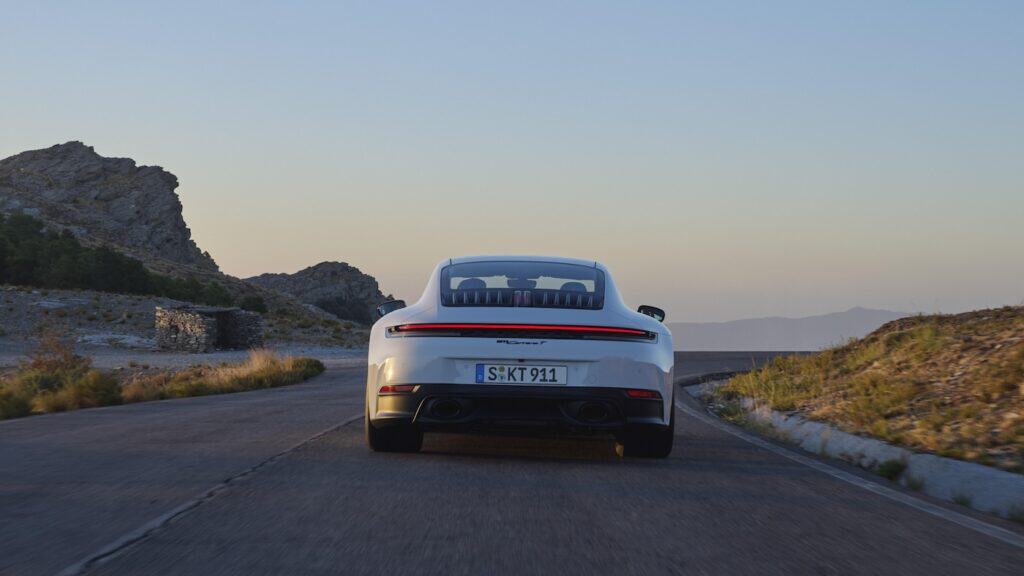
577,402,610,423
430,399,463,419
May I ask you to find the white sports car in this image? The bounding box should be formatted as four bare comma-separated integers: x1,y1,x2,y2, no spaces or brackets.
365,256,675,457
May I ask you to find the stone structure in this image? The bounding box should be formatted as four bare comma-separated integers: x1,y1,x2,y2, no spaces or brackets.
155,306,263,352
246,261,390,324
0,141,218,270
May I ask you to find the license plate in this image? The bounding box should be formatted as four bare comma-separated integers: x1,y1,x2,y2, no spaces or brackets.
475,364,567,384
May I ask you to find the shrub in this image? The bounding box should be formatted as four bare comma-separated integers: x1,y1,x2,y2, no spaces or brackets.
239,294,268,313
905,476,925,491
33,370,121,412
13,369,65,393
875,459,907,481
201,281,234,307
0,334,121,418
0,387,32,419
20,332,90,377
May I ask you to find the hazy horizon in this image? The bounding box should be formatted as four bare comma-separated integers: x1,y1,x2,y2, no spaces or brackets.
3,2,1022,322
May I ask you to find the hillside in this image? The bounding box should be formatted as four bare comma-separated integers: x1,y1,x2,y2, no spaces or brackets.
0,142,382,347
669,307,909,351
721,306,1024,472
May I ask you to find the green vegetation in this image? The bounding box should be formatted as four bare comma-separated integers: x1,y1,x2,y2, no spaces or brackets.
0,213,232,306
238,294,268,313
0,336,326,420
875,459,907,481
720,307,1024,472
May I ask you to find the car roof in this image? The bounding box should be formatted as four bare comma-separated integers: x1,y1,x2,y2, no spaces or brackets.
448,255,599,268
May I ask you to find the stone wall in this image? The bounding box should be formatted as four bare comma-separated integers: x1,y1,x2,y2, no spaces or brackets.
155,306,263,352
155,308,219,352
221,309,264,350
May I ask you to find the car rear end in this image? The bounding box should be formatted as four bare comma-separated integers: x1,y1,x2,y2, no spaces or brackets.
366,258,674,455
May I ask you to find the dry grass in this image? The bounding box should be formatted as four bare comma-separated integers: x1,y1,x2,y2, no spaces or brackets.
0,337,325,419
0,332,120,417
121,350,325,403
720,306,1024,472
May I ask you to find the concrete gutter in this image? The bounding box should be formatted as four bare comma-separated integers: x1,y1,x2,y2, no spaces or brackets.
684,381,1024,521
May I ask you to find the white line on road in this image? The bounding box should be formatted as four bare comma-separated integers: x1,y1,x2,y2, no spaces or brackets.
674,400,1024,551
57,412,366,576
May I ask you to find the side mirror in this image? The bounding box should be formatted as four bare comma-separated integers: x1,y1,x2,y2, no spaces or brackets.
376,300,407,318
638,305,665,322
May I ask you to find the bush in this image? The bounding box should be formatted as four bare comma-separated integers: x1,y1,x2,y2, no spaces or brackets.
239,294,268,313
0,334,121,418
201,281,234,307
12,369,64,393
33,370,121,412
876,459,907,481
0,387,32,419
22,331,91,375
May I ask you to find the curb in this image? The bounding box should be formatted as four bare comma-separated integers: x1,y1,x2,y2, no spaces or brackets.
683,381,1024,522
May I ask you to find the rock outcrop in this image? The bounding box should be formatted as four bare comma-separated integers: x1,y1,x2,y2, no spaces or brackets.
247,262,389,324
0,141,217,270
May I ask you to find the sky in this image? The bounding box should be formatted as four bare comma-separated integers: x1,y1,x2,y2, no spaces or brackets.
2,1,1022,322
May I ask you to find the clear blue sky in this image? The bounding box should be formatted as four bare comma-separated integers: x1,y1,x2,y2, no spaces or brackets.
2,1,1022,321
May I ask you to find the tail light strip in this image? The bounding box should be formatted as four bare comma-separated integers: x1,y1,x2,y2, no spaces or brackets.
626,389,662,399
387,323,655,341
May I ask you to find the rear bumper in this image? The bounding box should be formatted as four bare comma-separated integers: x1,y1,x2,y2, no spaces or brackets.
371,384,667,436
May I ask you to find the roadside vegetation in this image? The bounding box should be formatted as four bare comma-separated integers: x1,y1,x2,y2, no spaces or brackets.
718,306,1024,473
0,335,325,420
121,350,324,402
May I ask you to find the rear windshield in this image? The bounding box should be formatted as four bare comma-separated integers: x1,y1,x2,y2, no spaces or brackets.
441,261,605,309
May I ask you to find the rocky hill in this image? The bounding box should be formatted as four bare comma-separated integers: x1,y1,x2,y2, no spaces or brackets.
0,142,216,271
0,142,384,347
247,262,390,324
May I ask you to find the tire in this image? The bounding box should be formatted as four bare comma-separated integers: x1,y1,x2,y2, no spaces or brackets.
618,404,674,458
365,407,423,453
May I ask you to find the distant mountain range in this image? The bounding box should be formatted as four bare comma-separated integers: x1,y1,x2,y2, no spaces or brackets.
668,307,911,351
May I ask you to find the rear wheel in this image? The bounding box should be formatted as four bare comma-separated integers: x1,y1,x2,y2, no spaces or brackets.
617,405,674,458
365,407,423,453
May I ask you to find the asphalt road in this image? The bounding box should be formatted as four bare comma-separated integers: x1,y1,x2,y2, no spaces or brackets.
1,352,1022,575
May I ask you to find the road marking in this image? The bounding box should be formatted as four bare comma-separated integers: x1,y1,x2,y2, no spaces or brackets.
57,412,366,576
674,400,1024,551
